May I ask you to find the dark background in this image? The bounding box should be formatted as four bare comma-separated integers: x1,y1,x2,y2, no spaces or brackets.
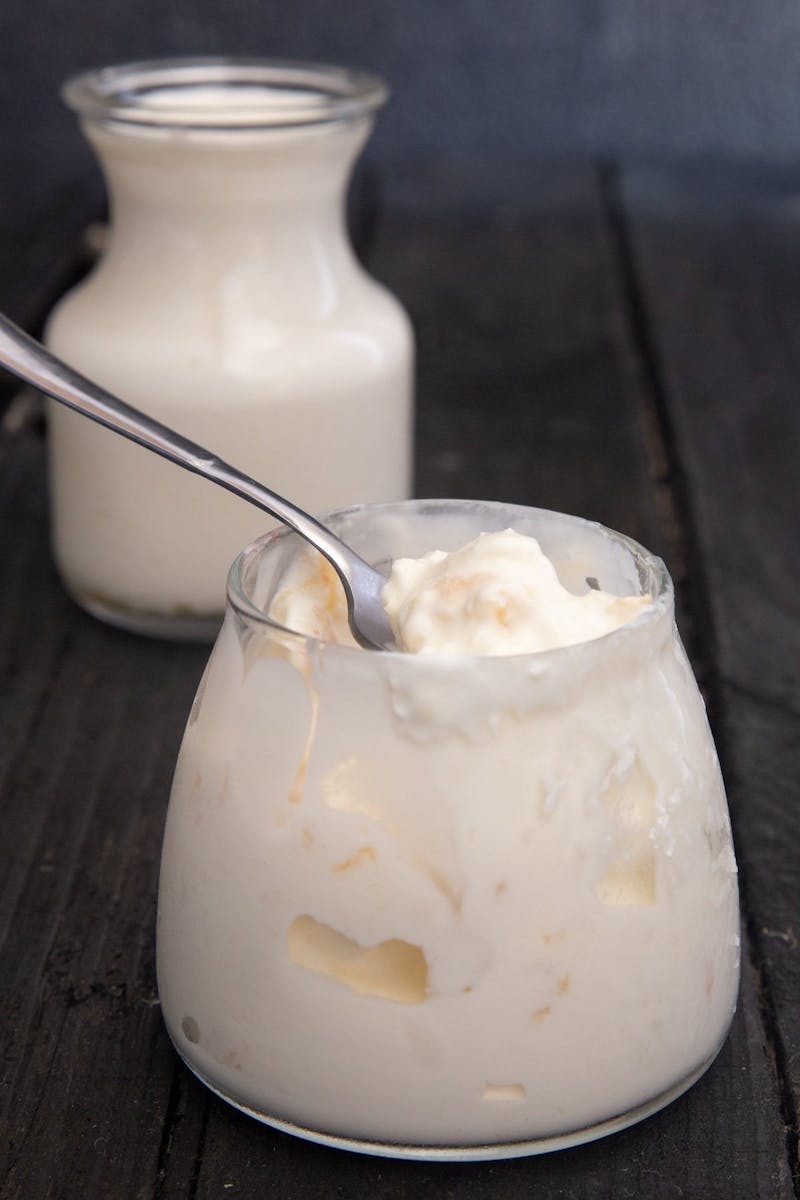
3,0,800,232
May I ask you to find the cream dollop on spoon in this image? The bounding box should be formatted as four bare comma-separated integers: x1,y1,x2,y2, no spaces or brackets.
0,313,393,650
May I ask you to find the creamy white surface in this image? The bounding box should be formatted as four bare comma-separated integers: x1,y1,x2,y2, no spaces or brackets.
137,83,327,118
157,513,740,1150
383,528,651,654
270,529,652,656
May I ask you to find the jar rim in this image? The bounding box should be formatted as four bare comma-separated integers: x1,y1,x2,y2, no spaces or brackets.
61,57,389,131
226,499,674,663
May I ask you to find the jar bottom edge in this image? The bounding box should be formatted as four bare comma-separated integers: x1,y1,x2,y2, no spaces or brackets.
172,1041,727,1162
71,587,221,642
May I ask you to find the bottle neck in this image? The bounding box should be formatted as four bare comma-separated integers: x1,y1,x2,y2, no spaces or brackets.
86,119,371,311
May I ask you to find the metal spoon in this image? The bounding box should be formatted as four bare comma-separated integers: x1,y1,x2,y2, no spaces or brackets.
0,313,394,650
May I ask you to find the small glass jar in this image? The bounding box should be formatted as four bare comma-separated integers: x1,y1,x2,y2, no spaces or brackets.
156,500,740,1160
46,59,413,639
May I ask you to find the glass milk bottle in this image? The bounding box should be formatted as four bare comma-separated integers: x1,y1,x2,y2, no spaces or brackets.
45,59,414,639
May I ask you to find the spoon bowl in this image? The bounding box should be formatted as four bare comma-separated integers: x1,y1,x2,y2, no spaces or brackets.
0,313,394,650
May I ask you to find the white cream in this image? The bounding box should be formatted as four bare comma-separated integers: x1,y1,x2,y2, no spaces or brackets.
46,66,412,633
156,502,739,1156
269,528,652,656
383,529,651,655
387,527,653,654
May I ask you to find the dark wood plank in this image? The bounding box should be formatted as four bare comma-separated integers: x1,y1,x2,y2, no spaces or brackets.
618,161,800,1189
379,170,668,555
0,437,207,1198
0,176,101,338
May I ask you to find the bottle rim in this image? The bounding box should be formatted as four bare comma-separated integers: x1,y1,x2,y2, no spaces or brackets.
62,57,389,131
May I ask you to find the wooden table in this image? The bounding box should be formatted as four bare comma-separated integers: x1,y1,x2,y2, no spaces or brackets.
1,163,798,1198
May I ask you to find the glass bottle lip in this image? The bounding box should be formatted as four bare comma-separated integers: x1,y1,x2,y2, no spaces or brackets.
61,57,389,131
226,499,674,664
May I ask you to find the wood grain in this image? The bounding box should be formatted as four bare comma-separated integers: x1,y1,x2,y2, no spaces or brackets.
620,164,800,1185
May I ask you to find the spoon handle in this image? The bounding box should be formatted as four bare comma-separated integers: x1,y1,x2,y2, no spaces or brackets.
0,313,389,647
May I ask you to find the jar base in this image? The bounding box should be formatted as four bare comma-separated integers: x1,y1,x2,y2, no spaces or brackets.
71,587,221,642
172,1041,725,1162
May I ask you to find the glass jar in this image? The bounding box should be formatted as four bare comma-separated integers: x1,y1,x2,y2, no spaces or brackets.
156,499,740,1159
45,59,413,639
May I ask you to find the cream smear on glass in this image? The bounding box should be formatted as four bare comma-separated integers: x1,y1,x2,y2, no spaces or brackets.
157,500,739,1158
